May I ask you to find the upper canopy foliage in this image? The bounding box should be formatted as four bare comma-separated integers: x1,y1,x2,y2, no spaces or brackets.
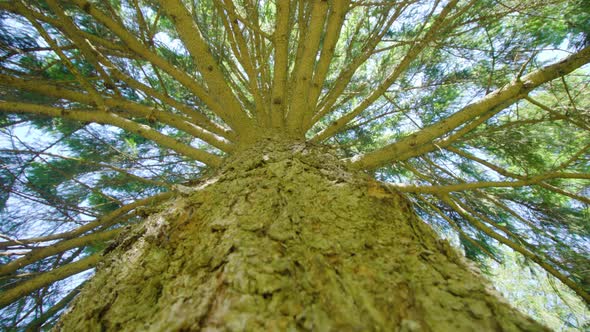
0,0,588,329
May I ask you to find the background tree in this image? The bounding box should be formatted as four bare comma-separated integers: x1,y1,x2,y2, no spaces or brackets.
0,0,588,330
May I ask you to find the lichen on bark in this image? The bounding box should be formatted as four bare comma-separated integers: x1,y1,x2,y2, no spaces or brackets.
55,140,548,331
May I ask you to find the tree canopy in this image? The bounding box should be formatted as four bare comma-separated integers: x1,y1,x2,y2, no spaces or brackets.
0,0,588,329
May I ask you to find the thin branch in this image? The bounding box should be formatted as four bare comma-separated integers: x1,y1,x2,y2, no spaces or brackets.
524,96,589,131
414,195,501,263
45,0,121,97
18,2,107,111
447,146,590,205
439,194,589,303
311,4,408,126
0,148,171,188
312,0,462,141
0,193,172,249
24,282,86,332
215,0,265,120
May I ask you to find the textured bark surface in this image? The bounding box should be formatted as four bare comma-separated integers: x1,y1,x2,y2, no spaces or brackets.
55,141,548,331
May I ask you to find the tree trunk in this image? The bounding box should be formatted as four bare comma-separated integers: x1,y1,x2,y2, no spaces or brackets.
55,141,548,331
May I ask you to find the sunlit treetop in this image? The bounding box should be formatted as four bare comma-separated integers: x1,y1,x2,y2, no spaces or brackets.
0,0,588,329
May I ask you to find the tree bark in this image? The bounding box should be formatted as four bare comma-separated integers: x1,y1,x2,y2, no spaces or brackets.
55,141,548,331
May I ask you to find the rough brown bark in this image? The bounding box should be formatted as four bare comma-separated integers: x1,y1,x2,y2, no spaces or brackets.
55,141,548,331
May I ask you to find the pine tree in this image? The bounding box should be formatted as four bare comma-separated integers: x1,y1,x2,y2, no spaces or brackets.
0,0,588,330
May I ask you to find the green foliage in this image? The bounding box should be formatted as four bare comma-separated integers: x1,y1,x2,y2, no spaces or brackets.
0,0,588,330
87,192,121,214
490,249,590,331
26,160,89,196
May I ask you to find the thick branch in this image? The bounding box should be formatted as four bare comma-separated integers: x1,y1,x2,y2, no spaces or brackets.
269,0,291,129
68,0,240,133
286,0,329,133
17,1,234,139
0,253,100,309
159,0,254,134
100,63,234,140
0,102,223,166
304,0,351,129
389,173,590,194
0,229,121,277
350,45,590,170
0,74,234,152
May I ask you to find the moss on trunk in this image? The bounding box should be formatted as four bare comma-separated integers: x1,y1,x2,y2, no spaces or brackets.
55,140,548,331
